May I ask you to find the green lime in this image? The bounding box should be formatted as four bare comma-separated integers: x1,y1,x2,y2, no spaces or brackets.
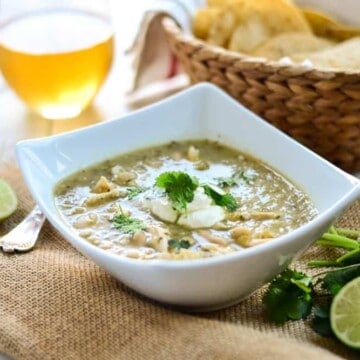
0,178,18,222
330,276,360,350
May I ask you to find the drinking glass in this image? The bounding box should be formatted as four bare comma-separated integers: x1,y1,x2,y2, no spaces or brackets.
0,0,114,119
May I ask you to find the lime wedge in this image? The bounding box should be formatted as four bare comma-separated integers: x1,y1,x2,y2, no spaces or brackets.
330,277,360,349
0,178,18,222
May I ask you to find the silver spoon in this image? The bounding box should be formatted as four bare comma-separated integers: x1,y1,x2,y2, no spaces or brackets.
0,206,45,253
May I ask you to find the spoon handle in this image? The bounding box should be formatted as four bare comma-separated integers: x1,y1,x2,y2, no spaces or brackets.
0,206,45,253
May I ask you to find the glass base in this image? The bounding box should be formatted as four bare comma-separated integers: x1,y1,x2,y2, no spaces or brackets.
38,104,84,120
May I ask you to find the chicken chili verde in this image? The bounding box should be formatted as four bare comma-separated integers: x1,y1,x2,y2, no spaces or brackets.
54,140,317,260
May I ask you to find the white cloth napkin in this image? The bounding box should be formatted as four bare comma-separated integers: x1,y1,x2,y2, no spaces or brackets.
126,0,204,107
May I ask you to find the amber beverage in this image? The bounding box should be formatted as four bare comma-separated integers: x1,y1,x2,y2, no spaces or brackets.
0,9,114,119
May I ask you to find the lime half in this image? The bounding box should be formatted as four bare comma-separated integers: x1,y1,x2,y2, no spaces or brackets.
330,277,360,350
0,178,18,222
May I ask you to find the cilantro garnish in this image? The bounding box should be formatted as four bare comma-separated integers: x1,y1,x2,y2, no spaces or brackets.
202,184,238,212
127,186,147,200
321,264,360,296
155,171,240,213
263,269,313,323
112,213,146,234
155,171,198,212
168,239,191,251
217,170,255,188
216,176,238,188
262,226,360,342
311,305,333,337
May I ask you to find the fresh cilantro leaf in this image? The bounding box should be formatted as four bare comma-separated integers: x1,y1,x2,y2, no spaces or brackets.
217,170,255,188
112,213,146,234
216,176,238,188
312,305,333,337
263,269,313,323
168,239,191,251
321,264,360,296
337,249,360,266
291,275,312,293
202,184,238,212
127,186,147,200
156,171,198,212
263,227,360,334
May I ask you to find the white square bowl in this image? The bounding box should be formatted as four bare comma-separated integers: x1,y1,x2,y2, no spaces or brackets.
16,83,360,311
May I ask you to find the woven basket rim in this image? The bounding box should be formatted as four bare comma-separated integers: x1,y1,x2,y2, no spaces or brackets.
162,17,360,78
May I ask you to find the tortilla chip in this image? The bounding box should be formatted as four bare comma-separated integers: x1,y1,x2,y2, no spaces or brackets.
302,8,360,42
291,37,360,72
207,8,237,47
207,0,295,7
250,32,335,60
229,19,270,53
208,0,311,52
193,8,222,40
207,0,237,7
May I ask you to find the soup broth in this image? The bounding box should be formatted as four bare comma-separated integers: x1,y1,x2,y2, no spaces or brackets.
54,140,317,260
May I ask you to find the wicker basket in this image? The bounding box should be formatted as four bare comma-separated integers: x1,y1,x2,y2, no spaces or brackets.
162,17,360,173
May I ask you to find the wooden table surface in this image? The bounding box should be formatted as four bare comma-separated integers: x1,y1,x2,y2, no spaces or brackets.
0,1,148,169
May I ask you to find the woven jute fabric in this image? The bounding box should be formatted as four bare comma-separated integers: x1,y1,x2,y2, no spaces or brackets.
0,165,359,360
162,18,360,173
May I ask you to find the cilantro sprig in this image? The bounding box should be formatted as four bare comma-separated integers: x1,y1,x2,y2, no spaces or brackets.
263,269,313,323
127,186,147,200
216,170,256,188
262,226,360,339
155,171,238,213
112,213,147,234
311,304,333,337
156,171,199,212
202,184,238,212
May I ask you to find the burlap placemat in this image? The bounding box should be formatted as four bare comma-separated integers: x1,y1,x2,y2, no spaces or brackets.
0,165,359,360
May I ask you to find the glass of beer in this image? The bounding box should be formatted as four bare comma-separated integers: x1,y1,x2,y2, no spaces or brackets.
0,0,114,119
